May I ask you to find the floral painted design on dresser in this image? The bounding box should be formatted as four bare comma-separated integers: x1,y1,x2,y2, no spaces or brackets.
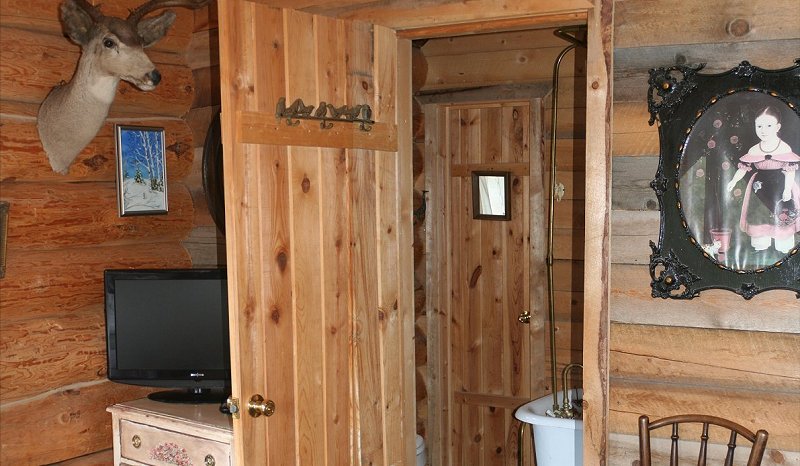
150,441,193,466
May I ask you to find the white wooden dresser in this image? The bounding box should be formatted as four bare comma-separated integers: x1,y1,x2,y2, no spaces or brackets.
107,398,234,466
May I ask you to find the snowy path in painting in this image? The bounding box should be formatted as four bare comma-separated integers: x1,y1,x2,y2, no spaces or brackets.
123,178,166,211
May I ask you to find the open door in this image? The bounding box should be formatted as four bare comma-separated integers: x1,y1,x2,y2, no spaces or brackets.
216,3,415,464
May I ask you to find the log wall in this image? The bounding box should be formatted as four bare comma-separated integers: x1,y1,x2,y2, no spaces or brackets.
0,1,220,463
609,0,800,463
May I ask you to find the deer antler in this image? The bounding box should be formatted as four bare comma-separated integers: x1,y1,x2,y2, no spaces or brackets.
126,0,210,24
71,0,104,22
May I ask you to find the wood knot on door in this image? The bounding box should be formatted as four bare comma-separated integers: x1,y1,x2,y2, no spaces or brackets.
469,265,482,288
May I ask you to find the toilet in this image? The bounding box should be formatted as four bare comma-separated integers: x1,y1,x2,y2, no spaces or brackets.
415,434,427,466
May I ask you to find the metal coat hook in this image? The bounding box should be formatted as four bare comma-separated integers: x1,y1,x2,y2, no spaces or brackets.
276,97,375,131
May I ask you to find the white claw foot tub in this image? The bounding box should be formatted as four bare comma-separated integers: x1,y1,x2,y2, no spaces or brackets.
514,389,583,466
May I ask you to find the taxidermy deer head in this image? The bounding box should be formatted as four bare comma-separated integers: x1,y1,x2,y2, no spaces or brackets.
37,0,209,174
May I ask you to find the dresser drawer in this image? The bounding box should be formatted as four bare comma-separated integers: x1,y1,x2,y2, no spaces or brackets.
119,419,231,466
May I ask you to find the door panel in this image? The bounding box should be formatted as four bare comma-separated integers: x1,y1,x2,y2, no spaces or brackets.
217,3,414,464
431,101,546,465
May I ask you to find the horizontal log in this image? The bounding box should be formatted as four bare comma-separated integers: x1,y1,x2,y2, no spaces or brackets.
547,138,586,171
1,181,194,250
612,100,657,158
614,0,800,49
0,117,193,182
553,259,584,293
543,106,586,140
609,432,800,466
553,169,585,201
0,304,106,402
554,290,584,323
422,28,580,57
613,101,654,137
611,323,800,391
610,263,800,333
193,3,219,32
237,110,399,152
611,156,659,211
191,66,221,108
423,47,584,91
615,39,800,78
610,209,659,265
415,83,550,105
1,242,191,320
182,225,226,268
610,380,800,450
0,27,194,116
0,0,194,54
612,127,659,157
0,380,154,465
552,198,585,230
186,105,220,149
553,227,585,261
188,28,220,70
613,72,654,103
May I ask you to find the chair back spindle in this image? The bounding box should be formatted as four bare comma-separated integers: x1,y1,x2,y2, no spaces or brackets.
638,414,768,466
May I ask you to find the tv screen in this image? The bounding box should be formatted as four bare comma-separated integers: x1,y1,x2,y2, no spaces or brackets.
104,268,230,403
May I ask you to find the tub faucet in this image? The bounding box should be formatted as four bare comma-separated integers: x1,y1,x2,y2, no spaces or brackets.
553,363,582,419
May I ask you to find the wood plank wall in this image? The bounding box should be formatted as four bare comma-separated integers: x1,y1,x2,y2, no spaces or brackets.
0,1,219,463
609,0,800,464
419,26,588,405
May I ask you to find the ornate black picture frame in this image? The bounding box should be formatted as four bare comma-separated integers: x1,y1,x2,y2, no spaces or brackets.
647,60,800,299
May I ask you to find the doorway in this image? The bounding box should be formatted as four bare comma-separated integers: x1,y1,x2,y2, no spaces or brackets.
411,29,588,466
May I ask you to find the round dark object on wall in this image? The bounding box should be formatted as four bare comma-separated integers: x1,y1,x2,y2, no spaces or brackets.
203,110,225,235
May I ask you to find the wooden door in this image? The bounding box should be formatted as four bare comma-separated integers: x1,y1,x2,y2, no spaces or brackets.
216,2,415,465
425,98,548,466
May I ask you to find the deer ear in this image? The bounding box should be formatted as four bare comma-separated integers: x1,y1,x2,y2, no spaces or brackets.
137,10,176,48
60,0,95,45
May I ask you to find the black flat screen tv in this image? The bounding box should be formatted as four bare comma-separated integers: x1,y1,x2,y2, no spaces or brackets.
104,268,231,403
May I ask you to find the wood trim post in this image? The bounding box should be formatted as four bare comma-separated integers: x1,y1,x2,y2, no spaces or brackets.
582,0,613,464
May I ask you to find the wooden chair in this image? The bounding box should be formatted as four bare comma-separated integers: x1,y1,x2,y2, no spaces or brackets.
638,414,769,466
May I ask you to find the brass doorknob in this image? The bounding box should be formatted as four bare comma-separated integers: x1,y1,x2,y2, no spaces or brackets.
248,394,276,418
518,310,531,324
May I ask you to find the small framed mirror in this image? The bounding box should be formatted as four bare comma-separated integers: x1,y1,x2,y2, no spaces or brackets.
472,171,511,221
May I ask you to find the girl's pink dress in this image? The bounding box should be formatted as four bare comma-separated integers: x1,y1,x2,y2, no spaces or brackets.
737,144,800,242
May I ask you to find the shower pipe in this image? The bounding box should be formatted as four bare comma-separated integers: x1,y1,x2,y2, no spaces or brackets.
546,26,586,417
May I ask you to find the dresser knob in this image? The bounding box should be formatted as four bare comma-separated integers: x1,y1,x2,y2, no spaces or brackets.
205,454,216,466
131,435,141,448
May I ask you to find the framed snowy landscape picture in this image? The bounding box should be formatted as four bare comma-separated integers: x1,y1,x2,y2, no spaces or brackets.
115,125,168,216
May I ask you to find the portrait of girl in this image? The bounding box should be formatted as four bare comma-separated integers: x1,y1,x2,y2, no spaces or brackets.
726,105,800,254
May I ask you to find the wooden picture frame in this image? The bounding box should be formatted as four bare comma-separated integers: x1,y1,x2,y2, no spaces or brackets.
647,60,800,299
471,171,511,221
115,125,168,216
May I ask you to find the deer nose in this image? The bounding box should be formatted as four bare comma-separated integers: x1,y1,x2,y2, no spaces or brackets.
149,69,162,86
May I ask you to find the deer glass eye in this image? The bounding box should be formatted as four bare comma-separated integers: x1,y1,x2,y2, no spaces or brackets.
103,38,116,49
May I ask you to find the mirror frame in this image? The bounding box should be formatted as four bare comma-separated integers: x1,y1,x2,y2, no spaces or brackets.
471,171,512,221
647,60,800,299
